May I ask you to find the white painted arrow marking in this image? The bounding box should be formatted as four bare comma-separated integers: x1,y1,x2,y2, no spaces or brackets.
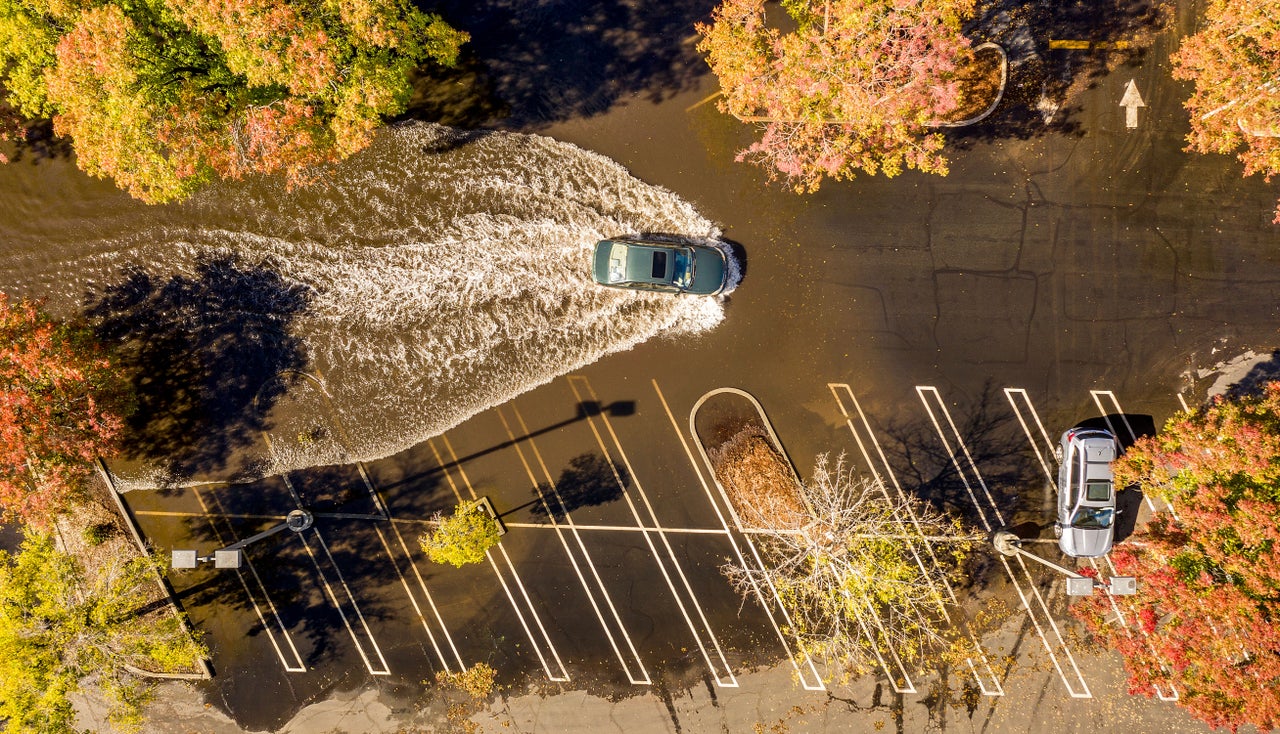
1120,79,1145,129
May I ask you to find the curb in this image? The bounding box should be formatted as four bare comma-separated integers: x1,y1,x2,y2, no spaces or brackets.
927,42,1009,129
96,459,214,681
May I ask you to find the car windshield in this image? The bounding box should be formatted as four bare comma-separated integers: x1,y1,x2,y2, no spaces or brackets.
672,248,693,288
1071,506,1114,530
606,242,628,283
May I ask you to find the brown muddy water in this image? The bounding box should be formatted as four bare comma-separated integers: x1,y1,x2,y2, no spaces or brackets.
0,123,736,487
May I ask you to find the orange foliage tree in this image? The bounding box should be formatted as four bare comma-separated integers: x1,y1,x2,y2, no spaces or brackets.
1171,0,1280,222
0,295,128,526
696,0,974,192
1071,382,1280,731
0,0,467,202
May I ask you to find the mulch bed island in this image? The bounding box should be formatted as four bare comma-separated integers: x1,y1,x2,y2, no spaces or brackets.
708,425,807,533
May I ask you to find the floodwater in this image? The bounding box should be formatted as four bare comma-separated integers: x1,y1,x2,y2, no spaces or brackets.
0,123,731,486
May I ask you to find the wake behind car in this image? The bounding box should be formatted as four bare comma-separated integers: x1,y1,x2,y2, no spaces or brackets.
1054,427,1120,558
592,238,728,295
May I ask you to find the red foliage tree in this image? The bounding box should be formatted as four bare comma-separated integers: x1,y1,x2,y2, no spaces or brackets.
1171,0,1280,223
1071,382,1280,731
696,0,974,192
0,295,128,527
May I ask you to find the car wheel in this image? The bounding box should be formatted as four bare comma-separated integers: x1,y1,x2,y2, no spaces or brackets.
1053,444,1063,463
1053,523,1063,539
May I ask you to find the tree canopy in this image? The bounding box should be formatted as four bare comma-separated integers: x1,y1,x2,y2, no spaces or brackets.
696,0,974,192
420,501,501,568
1171,0,1280,222
0,532,207,734
0,294,128,527
0,0,468,202
1071,382,1280,731
714,445,979,681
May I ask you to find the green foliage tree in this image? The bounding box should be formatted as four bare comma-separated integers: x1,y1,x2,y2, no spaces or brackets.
696,0,975,193
0,0,468,202
1071,382,1280,731
0,294,129,527
718,451,980,681
1171,0,1280,223
0,533,207,734
420,501,501,568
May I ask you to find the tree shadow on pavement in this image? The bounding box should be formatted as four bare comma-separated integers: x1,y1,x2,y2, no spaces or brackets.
84,254,312,482
529,452,627,521
406,0,718,129
876,383,1040,593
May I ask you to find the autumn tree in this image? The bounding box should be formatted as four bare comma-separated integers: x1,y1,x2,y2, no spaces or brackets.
715,445,979,681
420,501,501,568
0,0,468,203
0,532,207,734
0,294,128,527
1171,0,1280,222
1070,382,1280,731
696,0,974,192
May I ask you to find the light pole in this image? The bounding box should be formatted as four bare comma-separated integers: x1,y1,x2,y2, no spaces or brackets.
991,529,1137,596
172,509,315,569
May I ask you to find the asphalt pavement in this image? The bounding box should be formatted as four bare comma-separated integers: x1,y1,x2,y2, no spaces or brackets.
117,0,1280,730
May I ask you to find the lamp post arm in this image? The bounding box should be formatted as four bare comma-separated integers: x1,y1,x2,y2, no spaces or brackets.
221,520,293,552
1009,545,1087,579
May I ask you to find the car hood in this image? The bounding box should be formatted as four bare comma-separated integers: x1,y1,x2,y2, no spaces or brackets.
688,246,727,295
1059,526,1113,558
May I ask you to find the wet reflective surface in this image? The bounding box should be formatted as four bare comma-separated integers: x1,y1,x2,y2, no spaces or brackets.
3,1,1279,729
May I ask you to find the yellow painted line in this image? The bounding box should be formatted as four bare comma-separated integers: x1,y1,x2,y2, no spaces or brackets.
135,510,286,520
1049,39,1132,50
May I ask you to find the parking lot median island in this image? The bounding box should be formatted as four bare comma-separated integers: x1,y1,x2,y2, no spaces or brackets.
708,425,806,532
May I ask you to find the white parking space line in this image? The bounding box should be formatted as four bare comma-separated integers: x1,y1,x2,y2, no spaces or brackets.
372,522,465,674
261,377,460,673
1176,393,1191,413
262,424,395,676
498,406,651,686
674,384,823,691
1088,557,1180,701
1004,388,1057,483
294,528,391,675
503,522,729,534
1009,388,1178,696
194,489,306,673
829,384,1004,697
1089,390,1166,516
430,437,571,682
916,386,1092,699
568,376,738,688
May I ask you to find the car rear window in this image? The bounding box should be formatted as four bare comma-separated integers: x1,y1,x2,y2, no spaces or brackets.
650,251,667,278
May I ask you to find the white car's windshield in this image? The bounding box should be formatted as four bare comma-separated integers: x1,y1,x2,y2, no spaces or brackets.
1071,507,1114,530
672,248,693,288
606,242,628,283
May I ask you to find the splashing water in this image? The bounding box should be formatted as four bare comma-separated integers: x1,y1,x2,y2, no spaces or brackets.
0,123,730,485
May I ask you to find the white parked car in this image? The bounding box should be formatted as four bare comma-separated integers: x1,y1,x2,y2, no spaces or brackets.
1054,428,1120,558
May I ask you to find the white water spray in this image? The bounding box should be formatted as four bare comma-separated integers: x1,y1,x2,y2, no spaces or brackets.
0,123,731,484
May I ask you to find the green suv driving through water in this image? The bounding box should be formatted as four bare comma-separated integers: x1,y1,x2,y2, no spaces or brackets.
592,238,729,295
